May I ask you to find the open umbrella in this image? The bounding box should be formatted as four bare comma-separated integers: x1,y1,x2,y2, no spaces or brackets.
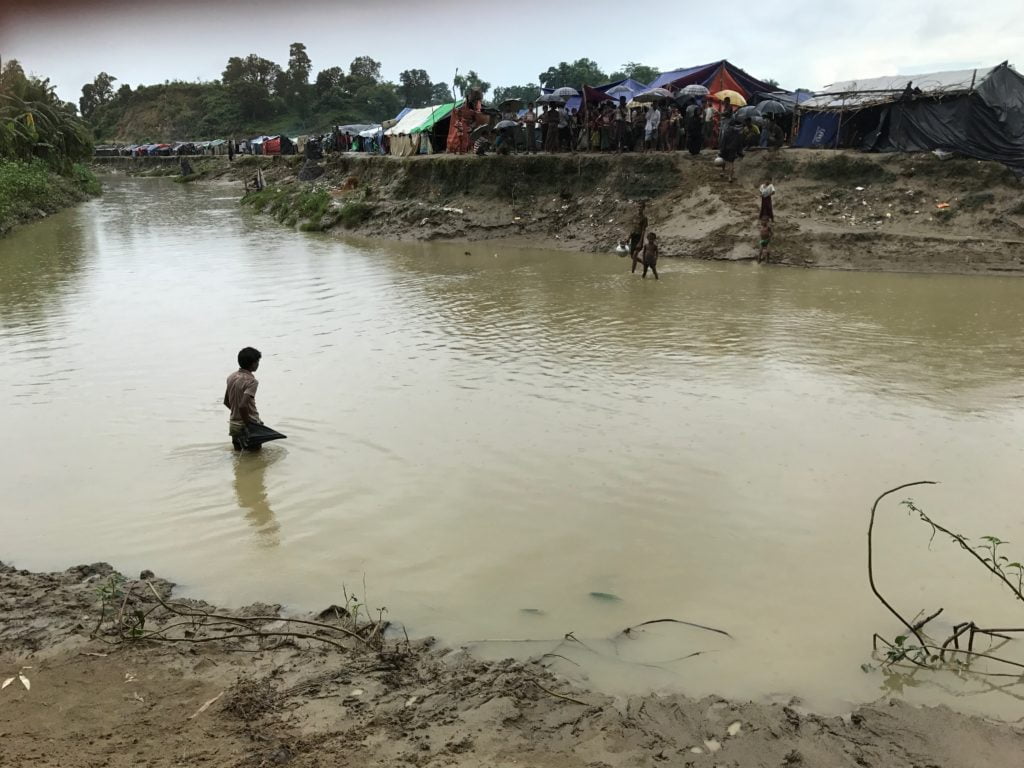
681,84,710,97
734,105,760,121
495,120,519,130
757,100,787,116
634,87,674,103
471,124,494,137
551,86,579,98
498,98,523,112
605,85,633,99
537,93,565,104
713,89,747,107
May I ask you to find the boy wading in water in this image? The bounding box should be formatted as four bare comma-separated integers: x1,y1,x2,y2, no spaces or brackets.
225,347,263,451
641,232,659,279
628,200,648,273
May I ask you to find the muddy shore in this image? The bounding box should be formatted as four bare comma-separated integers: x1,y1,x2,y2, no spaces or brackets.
2,560,1022,767
96,149,1024,276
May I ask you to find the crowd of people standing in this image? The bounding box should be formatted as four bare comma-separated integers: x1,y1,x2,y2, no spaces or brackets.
490,96,786,158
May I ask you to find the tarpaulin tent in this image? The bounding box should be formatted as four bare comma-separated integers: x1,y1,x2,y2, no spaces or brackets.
386,103,458,156
796,62,1024,173
647,60,779,101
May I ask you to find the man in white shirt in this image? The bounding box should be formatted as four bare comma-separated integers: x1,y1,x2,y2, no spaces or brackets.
703,101,715,147
644,106,661,152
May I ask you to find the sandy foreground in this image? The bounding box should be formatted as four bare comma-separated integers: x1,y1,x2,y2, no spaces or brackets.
2,562,1022,767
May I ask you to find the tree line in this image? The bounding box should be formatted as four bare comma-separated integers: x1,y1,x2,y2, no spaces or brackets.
77,44,681,141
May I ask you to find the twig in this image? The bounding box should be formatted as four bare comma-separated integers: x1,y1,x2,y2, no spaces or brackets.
142,582,371,647
904,502,1024,603
622,618,732,639
867,481,938,648
910,608,944,633
188,691,224,719
529,678,589,706
540,653,581,667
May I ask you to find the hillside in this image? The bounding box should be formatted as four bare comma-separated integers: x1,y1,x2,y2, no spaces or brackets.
90,81,397,143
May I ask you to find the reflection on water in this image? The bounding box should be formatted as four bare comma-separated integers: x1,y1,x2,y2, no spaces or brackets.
233,448,282,545
2,177,1024,721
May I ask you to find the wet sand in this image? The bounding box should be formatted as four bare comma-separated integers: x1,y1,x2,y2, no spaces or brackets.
3,561,1023,768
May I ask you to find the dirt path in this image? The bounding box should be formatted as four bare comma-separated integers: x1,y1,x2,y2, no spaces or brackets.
3,561,1022,767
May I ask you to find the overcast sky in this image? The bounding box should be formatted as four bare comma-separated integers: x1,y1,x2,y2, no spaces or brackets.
2,0,1021,104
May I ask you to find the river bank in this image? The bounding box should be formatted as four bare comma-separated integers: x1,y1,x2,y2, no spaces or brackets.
96,149,1024,275
3,560,1022,768
0,159,101,237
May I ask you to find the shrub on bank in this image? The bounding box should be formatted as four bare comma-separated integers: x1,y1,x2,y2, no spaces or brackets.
0,159,101,235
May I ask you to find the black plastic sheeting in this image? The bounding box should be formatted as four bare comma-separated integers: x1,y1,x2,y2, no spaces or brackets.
861,65,1024,175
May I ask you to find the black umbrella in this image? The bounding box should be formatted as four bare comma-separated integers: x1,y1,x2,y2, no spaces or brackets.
757,100,787,116
498,98,523,112
239,423,287,449
734,106,760,121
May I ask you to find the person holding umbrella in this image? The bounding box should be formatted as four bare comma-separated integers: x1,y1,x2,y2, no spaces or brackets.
644,105,661,153
685,104,704,155
703,100,716,148
543,103,561,152
719,120,744,182
614,96,629,153
523,102,538,153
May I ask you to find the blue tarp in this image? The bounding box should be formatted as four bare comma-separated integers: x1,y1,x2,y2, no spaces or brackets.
794,112,841,148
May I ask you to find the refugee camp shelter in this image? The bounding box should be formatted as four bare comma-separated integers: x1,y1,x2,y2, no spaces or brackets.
647,60,778,102
385,103,458,156
539,77,649,113
795,62,1024,173
260,136,296,155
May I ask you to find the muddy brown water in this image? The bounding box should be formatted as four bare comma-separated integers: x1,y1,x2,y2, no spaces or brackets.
4,177,1024,719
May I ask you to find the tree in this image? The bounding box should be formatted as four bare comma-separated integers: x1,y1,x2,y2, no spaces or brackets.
287,43,312,86
607,62,659,86
315,66,344,95
2,61,93,172
398,69,434,107
764,78,780,90
78,72,117,118
221,54,282,119
492,84,540,105
348,56,382,85
431,82,453,102
282,42,312,109
453,70,490,99
538,59,606,89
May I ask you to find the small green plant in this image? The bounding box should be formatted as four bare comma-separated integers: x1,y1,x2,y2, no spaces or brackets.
338,200,373,229
805,154,893,184
959,191,995,211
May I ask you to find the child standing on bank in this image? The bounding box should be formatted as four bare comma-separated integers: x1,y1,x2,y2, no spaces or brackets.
759,176,776,221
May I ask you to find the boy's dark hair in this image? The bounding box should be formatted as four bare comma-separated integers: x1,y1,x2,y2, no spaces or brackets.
238,347,262,370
